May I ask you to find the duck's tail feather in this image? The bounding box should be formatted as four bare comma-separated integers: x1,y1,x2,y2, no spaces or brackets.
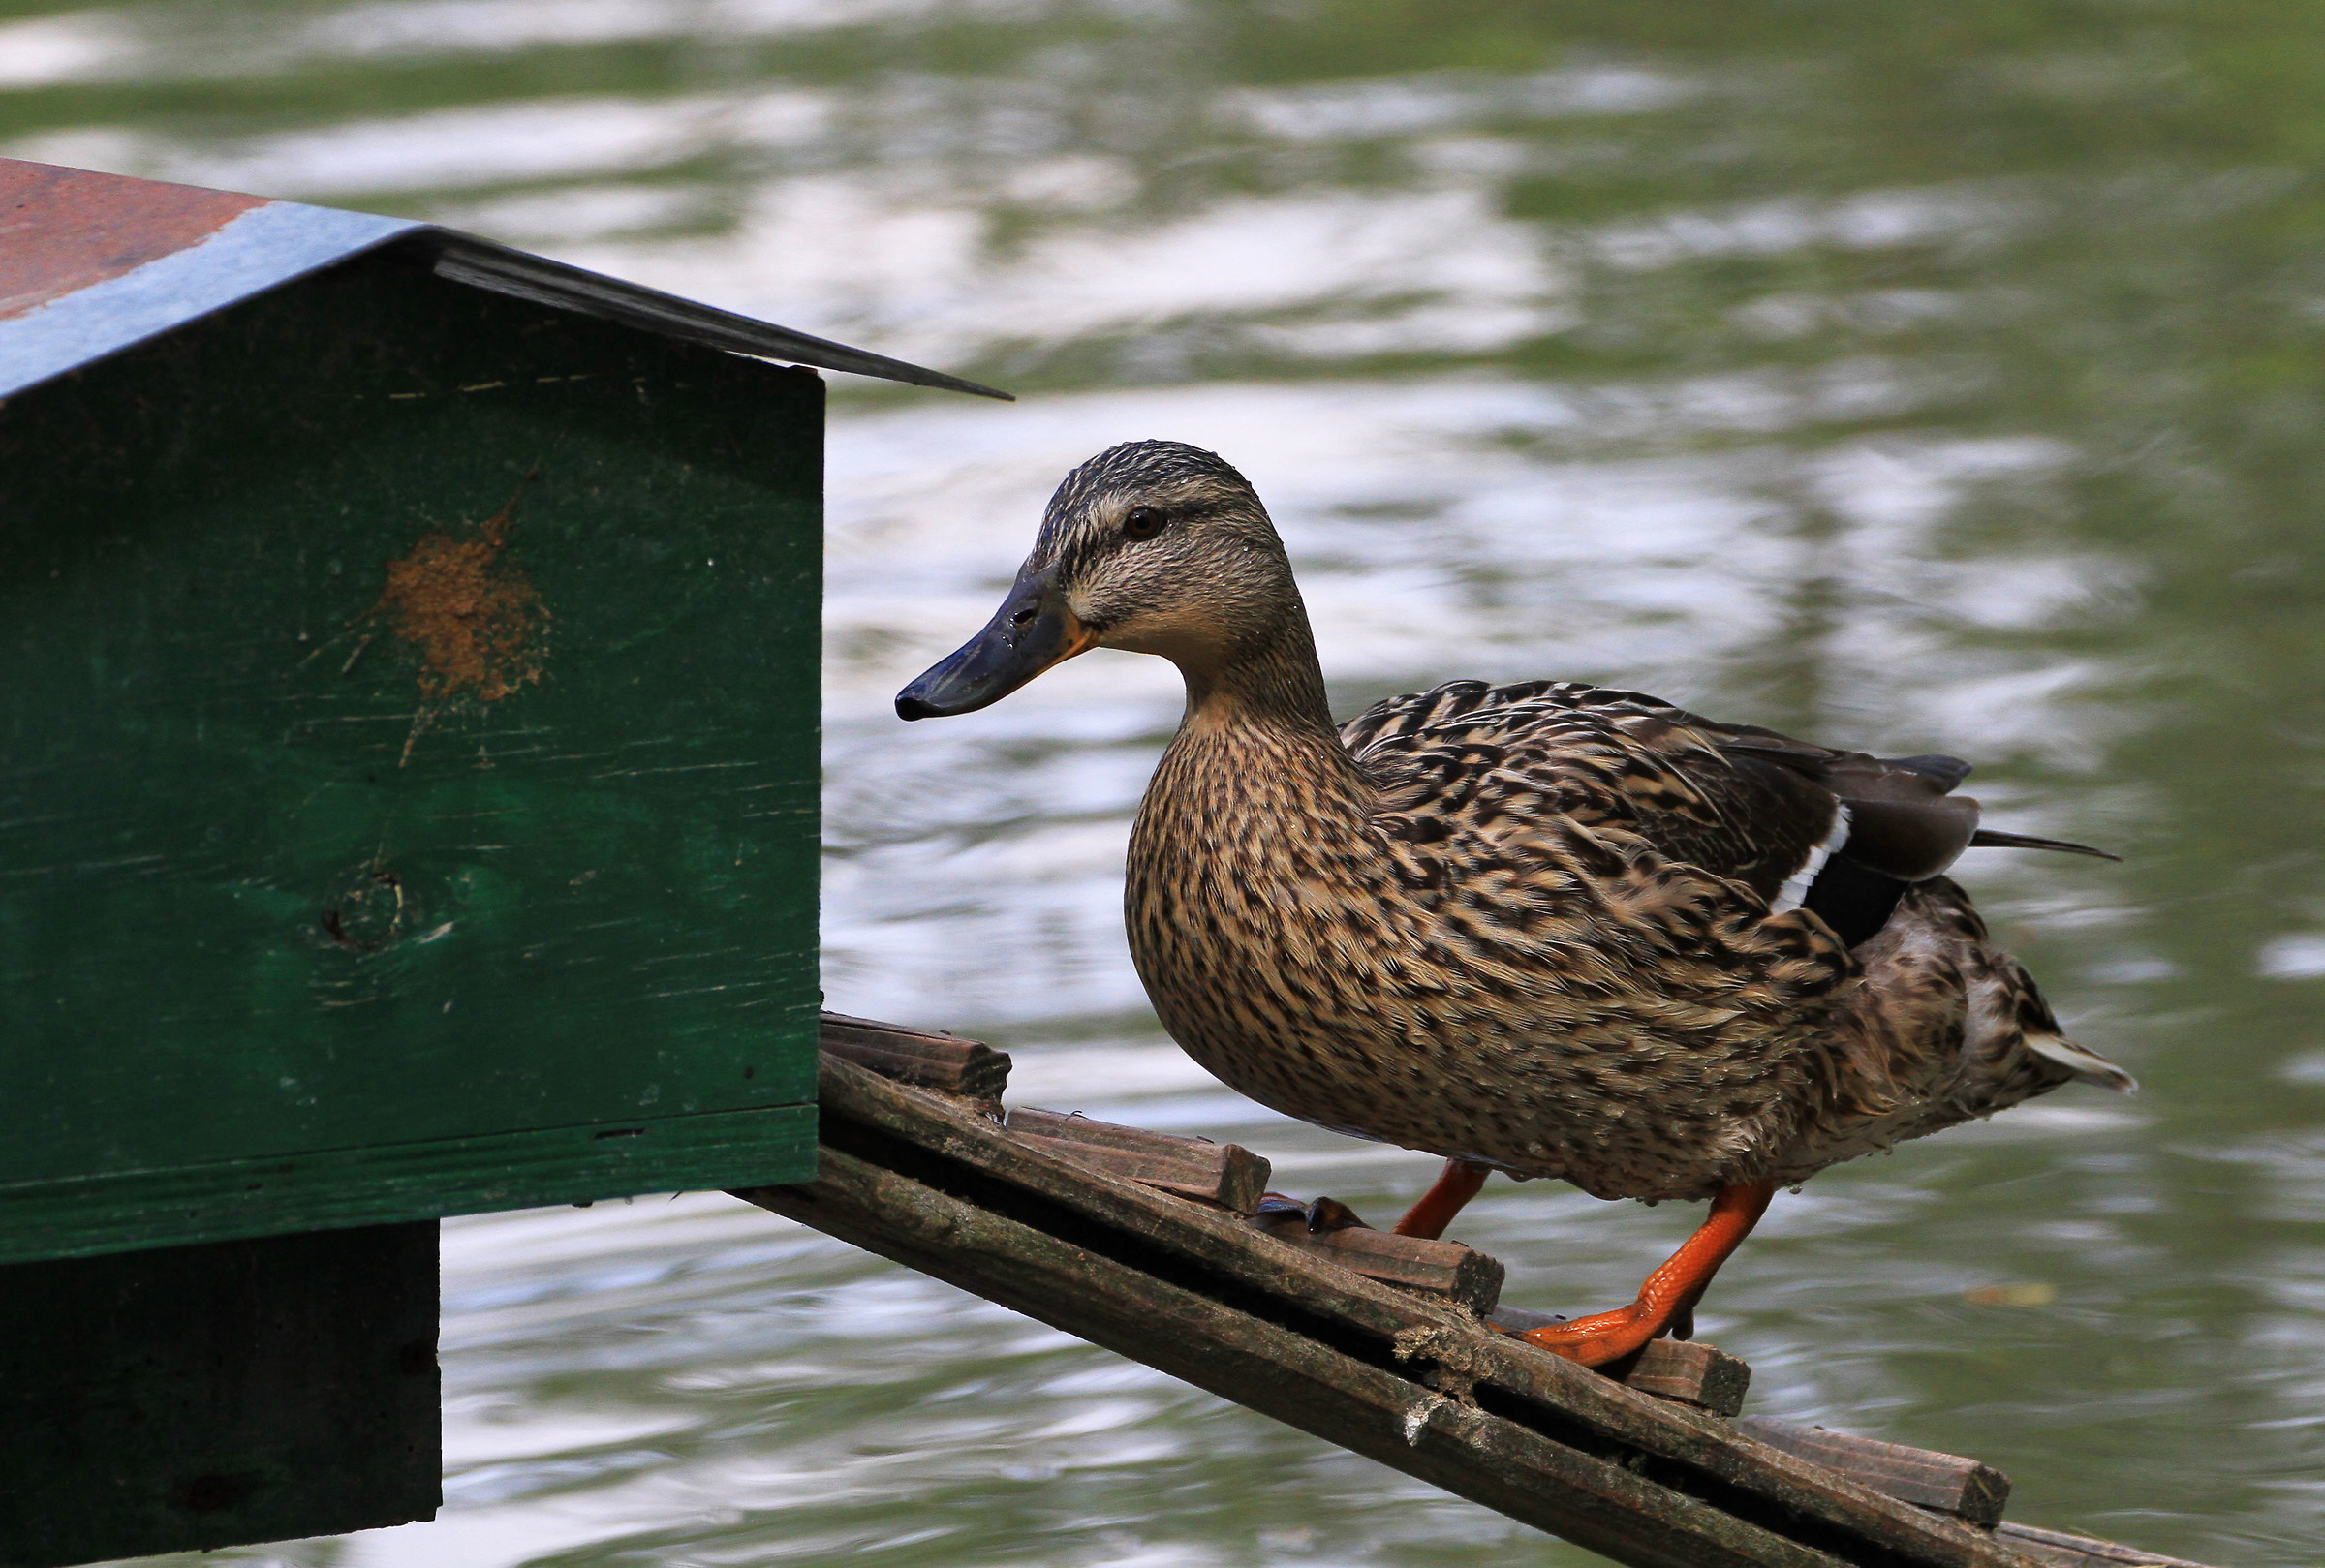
2025,1031,2139,1093
1877,753,1973,792
1968,828,2123,862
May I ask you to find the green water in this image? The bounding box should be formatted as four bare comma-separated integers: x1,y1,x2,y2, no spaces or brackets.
7,2,2322,1563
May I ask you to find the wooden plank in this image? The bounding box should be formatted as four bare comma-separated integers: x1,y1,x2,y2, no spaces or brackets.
1249,1206,1504,1315
1993,1522,2219,1568
1006,1106,1267,1211
0,1103,814,1266
0,1222,439,1567
823,1013,1011,1101
1736,1417,2010,1528
744,1051,2049,1568
1624,1341,1752,1420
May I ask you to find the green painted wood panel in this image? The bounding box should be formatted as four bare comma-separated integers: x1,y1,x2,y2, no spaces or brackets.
0,1103,813,1268
0,243,821,1259
0,1221,440,1567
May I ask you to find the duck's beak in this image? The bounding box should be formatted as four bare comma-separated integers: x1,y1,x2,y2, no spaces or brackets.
896,567,1096,721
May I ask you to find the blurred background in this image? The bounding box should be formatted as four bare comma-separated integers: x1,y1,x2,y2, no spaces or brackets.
9,2,2322,1563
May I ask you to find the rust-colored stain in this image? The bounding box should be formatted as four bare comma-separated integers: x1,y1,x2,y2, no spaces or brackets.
0,158,265,321
373,493,548,707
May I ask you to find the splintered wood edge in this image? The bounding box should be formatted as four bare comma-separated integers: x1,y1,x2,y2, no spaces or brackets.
772,1052,2040,1568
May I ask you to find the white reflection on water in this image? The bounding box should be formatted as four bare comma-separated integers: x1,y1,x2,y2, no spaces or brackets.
0,0,990,87
1226,67,1699,141
8,92,830,196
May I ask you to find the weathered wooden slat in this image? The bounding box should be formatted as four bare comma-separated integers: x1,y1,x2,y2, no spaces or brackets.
1490,1307,1751,1418
741,1050,2052,1568
1624,1341,1753,1421
1993,1522,2217,1568
1004,1107,1270,1212
820,1012,1011,1101
1249,1206,1504,1316
1736,1417,2010,1528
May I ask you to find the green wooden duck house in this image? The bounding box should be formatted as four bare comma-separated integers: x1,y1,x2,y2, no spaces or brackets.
0,156,1003,1567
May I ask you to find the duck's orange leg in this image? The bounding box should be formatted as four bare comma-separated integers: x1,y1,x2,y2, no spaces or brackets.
1393,1158,1491,1239
1518,1181,1777,1368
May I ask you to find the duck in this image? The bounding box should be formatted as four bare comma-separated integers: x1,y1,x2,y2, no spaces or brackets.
896,439,2134,1368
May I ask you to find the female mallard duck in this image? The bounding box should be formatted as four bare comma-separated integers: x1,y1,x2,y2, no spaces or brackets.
898,440,2133,1368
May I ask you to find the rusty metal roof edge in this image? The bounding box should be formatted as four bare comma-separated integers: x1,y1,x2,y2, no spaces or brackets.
0,199,418,400
424,231,1013,402
0,175,1011,403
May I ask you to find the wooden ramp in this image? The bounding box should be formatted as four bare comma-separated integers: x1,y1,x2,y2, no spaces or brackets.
732,1016,2216,1568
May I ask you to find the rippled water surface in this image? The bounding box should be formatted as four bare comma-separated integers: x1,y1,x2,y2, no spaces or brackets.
14,3,2325,1563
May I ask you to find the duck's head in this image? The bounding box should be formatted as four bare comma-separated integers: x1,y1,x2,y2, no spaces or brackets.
896,440,1300,720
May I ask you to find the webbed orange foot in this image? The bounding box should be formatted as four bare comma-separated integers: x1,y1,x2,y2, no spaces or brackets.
1514,1179,1777,1370
1516,1303,1679,1367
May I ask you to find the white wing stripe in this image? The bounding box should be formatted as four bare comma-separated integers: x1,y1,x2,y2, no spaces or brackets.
1769,803,1852,916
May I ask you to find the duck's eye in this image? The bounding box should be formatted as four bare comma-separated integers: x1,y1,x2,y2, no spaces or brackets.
1122,505,1167,541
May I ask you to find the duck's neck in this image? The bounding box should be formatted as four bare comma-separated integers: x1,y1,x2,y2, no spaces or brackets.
1162,617,1372,809
1182,614,1330,727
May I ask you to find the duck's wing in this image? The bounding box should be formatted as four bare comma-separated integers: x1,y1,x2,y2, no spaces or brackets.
1344,679,1840,905
1341,679,2110,948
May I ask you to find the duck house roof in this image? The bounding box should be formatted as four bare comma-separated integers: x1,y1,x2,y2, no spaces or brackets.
0,156,1010,402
